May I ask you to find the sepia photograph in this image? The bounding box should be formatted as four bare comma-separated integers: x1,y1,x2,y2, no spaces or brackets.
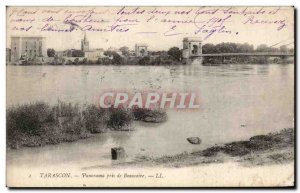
5,5,295,187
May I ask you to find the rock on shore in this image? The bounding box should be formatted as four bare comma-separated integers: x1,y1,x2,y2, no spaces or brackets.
187,137,202,144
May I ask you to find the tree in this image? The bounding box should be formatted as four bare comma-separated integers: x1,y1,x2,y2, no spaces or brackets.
202,44,216,54
167,47,182,61
215,43,236,53
256,44,269,52
237,43,254,53
279,45,288,52
104,51,122,64
138,56,150,65
47,48,56,57
289,48,294,53
119,46,130,56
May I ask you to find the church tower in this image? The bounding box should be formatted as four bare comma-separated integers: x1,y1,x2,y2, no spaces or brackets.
81,33,89,52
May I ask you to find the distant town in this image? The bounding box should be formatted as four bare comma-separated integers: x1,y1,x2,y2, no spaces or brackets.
6,34,294,66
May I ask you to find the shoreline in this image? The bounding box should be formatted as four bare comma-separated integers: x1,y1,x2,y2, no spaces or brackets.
92,128,294,169
7,61,294,66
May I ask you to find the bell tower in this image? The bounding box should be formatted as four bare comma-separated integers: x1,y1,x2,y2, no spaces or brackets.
81,33,89,52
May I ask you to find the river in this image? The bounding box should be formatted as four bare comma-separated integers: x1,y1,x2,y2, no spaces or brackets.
6,63,294,170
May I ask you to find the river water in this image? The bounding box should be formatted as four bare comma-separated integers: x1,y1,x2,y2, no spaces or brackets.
6,63,294,169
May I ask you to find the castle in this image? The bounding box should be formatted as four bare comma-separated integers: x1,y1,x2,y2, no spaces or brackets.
10,36,47,62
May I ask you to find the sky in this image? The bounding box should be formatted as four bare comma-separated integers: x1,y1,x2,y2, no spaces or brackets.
6,6,294,51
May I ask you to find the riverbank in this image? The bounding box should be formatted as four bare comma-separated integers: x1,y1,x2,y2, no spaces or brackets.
8,59,294,66
102,128,294,168
6,102,167,149
8,55,183,66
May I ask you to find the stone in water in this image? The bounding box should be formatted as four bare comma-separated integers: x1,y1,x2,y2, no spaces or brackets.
111,147,126,160
187,137,202,145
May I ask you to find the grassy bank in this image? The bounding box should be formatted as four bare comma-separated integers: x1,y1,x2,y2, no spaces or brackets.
7,102,167,149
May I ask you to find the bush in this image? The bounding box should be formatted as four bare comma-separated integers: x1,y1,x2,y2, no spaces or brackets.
167,47,182,61
47,48,56,57
138,56,150,65
7,102,53,136
107,107,133,130
104,51,123,65
96,58,103,65
82,105,109,133
6,102,167,149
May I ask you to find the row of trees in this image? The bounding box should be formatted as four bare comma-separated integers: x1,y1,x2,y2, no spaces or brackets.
47,47,131,58
46,46,183,65
202,43,293,54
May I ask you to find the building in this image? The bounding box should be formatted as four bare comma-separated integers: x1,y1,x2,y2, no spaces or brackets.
135,43,148,57
65,49,79,57
81,33,89,52
84,49,105,61
10,36,47,62
55,51,67,58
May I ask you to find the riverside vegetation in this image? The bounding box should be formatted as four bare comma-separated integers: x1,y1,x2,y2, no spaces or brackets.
7,102,167,149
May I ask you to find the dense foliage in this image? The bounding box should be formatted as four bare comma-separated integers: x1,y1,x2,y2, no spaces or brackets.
47,48,56,57
7,102,167,149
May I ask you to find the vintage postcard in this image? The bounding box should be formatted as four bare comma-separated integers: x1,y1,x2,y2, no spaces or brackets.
6,6,295,187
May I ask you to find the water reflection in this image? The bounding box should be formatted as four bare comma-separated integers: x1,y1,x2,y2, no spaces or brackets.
256,65,270,75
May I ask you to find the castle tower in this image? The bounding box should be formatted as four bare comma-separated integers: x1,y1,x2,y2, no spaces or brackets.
10,36,46,62
81,33,89,52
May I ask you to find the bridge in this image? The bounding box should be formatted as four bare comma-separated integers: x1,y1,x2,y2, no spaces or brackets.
198,52,294,57
185,51,294,64
181,37,294,64
192,52,294,64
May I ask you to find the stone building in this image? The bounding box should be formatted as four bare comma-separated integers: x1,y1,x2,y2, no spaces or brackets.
84,49,105,61
182,37,202,59
10,36,47,62
135,43,148,57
